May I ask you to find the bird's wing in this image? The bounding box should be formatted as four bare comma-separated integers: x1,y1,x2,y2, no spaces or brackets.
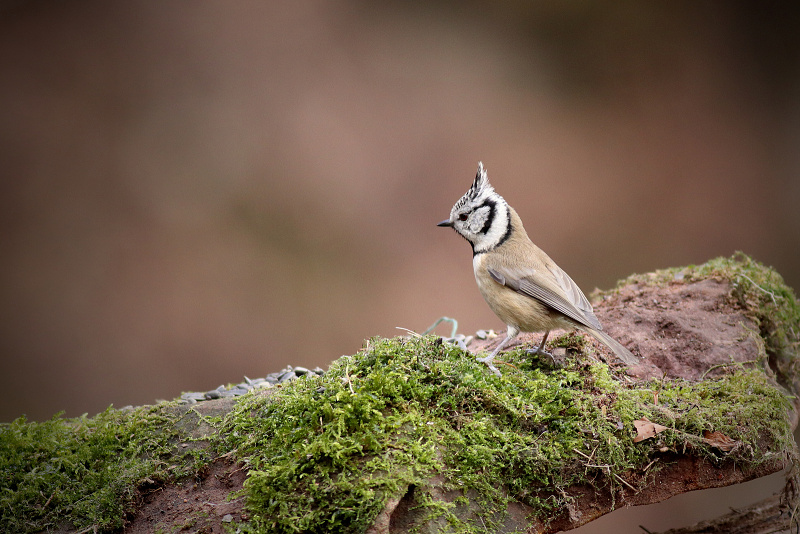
488,264,603,331
545,263,601,329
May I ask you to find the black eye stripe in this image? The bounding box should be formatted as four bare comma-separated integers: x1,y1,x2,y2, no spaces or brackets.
479,200,496,234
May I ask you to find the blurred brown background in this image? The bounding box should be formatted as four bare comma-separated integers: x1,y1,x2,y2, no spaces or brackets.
2,0,800,421
1,1,799,531
1,0,799,407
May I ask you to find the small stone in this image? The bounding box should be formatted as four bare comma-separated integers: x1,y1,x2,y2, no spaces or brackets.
216,385,227,392
250,378,266,385
221,514,233,523
229,387,249,396
219,390,237,398
254,381,272,389
293,366,310,376
236,382,253,391
447,335,469,351
313,367,325,376
476,329,488,340
264,376,279,384
204,390,221,400
182,392,205,401
278,371,297,383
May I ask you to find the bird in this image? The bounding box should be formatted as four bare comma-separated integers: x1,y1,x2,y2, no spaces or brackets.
437,162,638,376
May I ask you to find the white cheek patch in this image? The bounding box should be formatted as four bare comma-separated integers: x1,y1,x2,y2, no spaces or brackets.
484,201,508,242
469,206,490,233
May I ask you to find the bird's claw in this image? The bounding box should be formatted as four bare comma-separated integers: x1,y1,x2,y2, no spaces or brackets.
526,347,562,367
476,356,502,376
525,347,553,358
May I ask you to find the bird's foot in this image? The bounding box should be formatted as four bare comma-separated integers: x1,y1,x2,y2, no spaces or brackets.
526,346,561,368
476,355,502,376
525,347,553,359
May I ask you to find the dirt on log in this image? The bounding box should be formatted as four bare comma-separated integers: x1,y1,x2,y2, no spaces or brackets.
119,261,799,534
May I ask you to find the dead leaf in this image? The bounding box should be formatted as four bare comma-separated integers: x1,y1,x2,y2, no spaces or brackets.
702,430,738,452
633,417,668,443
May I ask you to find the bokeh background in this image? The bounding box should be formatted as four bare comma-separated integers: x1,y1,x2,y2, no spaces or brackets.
1,1,799,531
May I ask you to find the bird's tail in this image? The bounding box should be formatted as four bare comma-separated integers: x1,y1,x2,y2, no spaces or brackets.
587,329,639,367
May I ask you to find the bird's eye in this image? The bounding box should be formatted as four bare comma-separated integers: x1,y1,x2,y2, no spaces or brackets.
458,213,468,221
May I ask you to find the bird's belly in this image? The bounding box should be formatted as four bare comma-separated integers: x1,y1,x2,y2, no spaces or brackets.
474,267,568,333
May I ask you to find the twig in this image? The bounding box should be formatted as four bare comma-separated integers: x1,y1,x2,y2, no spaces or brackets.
574,448,638,492
614,473,638,492
572,448,592,461
344,363,355,394
395,326,421,338
700,358,759,380
738,274,778,305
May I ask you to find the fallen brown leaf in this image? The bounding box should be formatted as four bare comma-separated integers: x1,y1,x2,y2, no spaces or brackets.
633,417,668,443
702,430,738,452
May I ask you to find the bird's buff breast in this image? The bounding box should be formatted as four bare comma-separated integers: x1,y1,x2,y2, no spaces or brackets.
472,254,567,333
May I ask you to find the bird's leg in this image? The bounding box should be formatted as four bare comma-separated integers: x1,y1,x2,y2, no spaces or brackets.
476,327,518,376
526,330,552,358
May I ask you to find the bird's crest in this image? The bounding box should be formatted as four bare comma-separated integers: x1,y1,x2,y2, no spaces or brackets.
455,162,494,211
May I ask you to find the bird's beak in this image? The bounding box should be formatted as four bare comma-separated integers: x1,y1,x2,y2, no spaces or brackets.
437,219,453,227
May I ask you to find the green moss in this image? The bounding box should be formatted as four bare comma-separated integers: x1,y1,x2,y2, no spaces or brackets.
0,403,205,533
218,335,793,534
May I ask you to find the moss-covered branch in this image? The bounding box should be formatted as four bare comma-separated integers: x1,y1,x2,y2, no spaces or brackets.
1,254,798,533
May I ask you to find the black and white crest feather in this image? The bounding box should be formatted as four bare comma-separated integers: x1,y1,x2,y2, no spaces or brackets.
454,162,493,210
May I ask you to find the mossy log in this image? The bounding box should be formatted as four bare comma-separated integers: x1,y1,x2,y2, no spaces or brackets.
1,254,798,534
